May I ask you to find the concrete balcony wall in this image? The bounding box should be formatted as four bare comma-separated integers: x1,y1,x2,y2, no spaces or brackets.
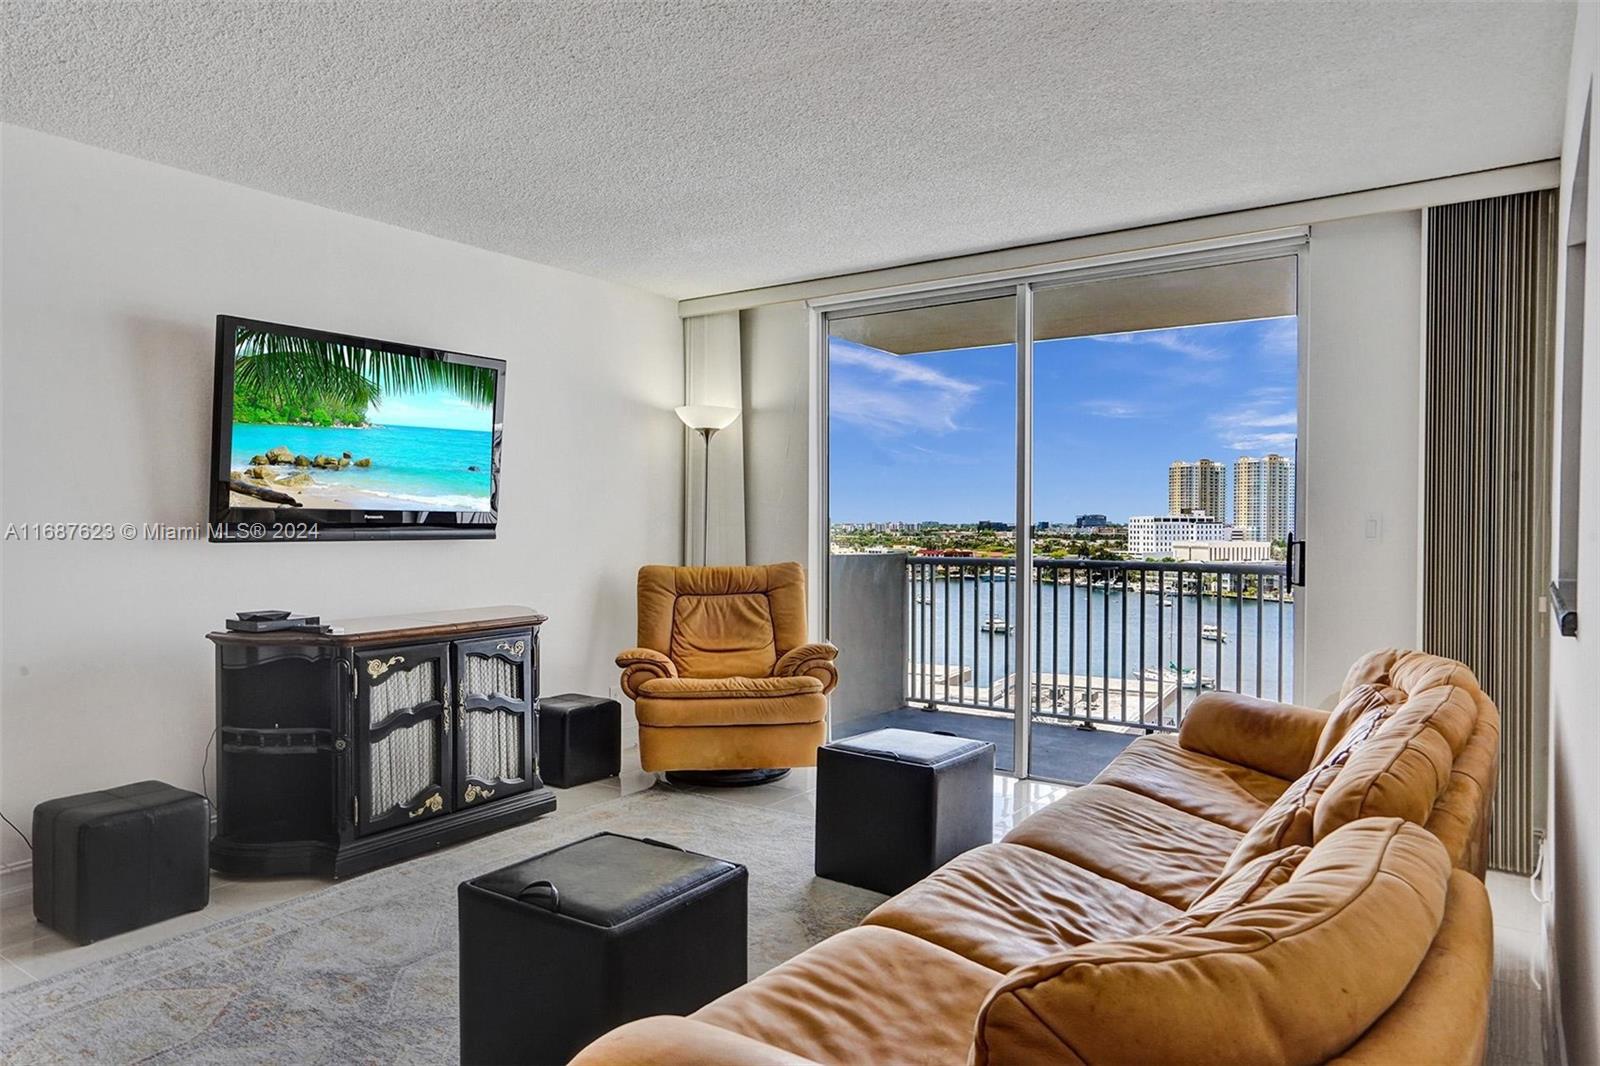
827,552,908,735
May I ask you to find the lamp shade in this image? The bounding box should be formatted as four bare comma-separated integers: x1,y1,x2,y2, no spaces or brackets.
675,405,740,431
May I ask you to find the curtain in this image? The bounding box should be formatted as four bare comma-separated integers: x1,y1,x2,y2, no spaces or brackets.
1424,190,1558,875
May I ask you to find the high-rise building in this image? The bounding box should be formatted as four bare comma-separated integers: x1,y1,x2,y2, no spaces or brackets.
1167,459,1225,519
1233,454,1294,542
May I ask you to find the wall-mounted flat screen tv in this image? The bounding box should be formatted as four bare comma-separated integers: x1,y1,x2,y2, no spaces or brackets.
209,315,505,541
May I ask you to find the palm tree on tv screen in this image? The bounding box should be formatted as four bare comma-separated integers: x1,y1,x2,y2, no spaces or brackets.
233,329,494,423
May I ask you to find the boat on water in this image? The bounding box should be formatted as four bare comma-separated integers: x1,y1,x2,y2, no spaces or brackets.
980,616,1011,633
1140,664,1196,687
1138,663,1217,690
1202,623,1226,642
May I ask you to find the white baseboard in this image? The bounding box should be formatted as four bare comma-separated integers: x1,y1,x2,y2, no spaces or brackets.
0,857,33,908
1542,895,1566,1064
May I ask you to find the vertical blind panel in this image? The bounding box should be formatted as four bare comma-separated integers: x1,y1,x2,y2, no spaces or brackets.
1424,191,1557,875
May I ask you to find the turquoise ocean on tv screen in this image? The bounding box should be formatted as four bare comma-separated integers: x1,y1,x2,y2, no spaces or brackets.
231,423,494,510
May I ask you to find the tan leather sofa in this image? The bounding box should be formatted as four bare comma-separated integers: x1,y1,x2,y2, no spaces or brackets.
616,563,838,775
573,649,1501,1065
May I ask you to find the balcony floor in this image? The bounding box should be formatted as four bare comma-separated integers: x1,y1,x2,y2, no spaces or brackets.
836,706,1139,784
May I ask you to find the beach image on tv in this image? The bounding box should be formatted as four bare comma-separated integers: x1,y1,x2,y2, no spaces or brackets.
228,327,496,512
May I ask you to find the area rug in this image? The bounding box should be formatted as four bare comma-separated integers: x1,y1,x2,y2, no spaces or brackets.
0,788,885,1064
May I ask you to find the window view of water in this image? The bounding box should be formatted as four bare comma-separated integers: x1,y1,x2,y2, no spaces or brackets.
906,566,1294,726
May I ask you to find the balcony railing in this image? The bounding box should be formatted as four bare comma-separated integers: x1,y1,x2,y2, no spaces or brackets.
904,555,1293,732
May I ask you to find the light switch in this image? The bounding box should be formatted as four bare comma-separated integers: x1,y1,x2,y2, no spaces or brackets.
1364,513,1382,541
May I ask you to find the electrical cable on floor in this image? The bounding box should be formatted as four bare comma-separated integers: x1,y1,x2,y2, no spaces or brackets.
1,811,32,850
200,725,217,812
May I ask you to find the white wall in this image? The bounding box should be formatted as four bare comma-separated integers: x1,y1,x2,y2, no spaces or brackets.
1547,6,1598,1061
1298,211,1425,705
0,126,683,871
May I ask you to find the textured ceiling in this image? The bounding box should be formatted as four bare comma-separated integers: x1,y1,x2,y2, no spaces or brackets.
1,1,1574,299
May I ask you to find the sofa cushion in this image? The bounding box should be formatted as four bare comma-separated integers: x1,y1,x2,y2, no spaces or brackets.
1313,682,1480,842
1002,784,1242,908
862,843,1181,973
1151,844,1310,934
1092,734,1291,832
633,687,826,728
1423,694,1501,874
635,563,810,680
693,926,996,1065
1327,870,1493,1065
1176,691,1332,780
973,818,1451,1066
1312,682,1405,764
670,593,779,678
571,1016,820,1066
1214,697,1395,879
636,675,823,700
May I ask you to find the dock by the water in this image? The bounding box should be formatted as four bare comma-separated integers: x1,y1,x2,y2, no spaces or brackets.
908,668,1188,729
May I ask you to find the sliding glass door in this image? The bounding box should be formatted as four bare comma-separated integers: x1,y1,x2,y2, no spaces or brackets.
824,292,1020,772
1026,257,1299,779
821,245,1303,783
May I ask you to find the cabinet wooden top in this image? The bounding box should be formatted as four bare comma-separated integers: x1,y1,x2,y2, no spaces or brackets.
207,605,547,648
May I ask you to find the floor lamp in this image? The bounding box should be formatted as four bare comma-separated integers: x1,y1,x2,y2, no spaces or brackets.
676,404,740,566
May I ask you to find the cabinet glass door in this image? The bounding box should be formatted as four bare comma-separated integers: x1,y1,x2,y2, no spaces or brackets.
354,642,453,833
453,633,536,807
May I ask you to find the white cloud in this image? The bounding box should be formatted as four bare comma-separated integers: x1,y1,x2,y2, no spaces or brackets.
1081,398,1148,419
1228,430,1298,451
1092,327,1226,362
829,340,979,435
1257,316,1298,359
1210,399,1298,452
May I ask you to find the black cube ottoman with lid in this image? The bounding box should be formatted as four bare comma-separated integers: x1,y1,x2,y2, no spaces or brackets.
458,831,747,1065
33,780,210,944
815,728,995,895
537,693,621,788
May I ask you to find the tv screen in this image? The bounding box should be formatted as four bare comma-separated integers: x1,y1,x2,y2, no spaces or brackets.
209,316,505,541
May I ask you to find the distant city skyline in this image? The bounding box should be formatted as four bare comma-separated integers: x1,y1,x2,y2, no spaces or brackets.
828,316,1298,524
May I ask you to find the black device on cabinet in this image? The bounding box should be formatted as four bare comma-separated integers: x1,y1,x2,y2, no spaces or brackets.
208,314,506,542
207,608,556,878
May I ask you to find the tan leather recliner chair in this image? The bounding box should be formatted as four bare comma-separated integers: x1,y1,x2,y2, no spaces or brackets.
616,563,838,784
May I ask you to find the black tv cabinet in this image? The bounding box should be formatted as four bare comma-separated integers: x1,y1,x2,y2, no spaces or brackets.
207,606,557,878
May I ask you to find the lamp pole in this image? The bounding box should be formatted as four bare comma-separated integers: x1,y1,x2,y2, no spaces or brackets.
698,426,716,567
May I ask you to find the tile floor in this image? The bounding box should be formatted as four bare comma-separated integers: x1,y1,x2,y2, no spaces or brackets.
0,751,1552,1064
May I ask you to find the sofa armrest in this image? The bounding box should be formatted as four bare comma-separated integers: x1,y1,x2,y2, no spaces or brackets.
773,641,839,694
616,648,676,700
1178,691,1331,780
569,1017,820,1066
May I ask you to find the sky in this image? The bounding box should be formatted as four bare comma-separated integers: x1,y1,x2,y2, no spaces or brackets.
371,381,494,432
828,315,1297,524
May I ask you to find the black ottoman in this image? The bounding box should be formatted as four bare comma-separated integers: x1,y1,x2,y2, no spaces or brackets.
538,693,621,788
815,728,995,895
458,832,747,1065
33,781,210,944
